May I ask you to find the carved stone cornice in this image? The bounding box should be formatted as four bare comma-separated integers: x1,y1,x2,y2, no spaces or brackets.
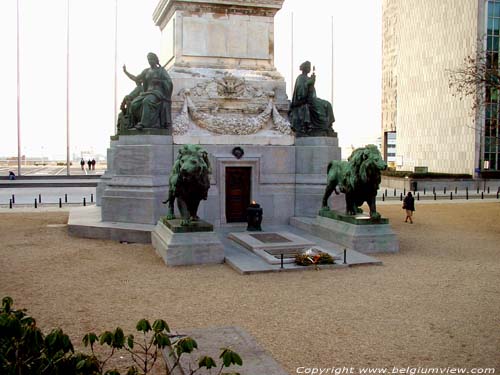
154,0,284,27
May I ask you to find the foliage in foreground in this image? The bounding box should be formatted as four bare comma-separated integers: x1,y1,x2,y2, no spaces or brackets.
0,296,242,375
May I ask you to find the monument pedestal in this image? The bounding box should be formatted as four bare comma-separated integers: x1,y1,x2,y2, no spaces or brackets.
294,137,343,217
100,135,174,225
314,213,399,254
152,220,225,266
291,210,399,254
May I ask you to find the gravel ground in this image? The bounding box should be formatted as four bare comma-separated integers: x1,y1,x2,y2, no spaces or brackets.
0,202,499,374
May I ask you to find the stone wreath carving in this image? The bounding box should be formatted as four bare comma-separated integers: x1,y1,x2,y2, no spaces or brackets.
186,73,271,99
173,92,292,136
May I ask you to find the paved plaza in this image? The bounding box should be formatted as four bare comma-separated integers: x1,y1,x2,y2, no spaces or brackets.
0,201,498,373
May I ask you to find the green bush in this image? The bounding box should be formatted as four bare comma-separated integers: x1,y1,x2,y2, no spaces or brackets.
0,296,242,375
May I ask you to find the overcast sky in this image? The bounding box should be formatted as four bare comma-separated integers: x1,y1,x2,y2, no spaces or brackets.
0,0,381,160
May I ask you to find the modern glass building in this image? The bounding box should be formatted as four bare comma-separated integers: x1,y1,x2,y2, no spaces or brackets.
382,0,500,177
485,0,500,172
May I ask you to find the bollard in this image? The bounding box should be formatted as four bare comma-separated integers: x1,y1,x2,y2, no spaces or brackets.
91,193,94,203
487,186,490,194
280,254,284,269
11,194,15,204
481,192,484,199
423,188,426,195
343,249,347,264
455,187,457,194
59,198,62,208
34,199,37,208
450,192,453,200
417,192,420,201
38,193,41,203
444,187,446,195
9,199,12,209
385,189,387,196
83,197,86,207
466,189,469,200
403,188,406,195
434,193,436,201
400,193,403,201
382,194,385,201
65,193,68,203
394,188,396,197
477,187,479,194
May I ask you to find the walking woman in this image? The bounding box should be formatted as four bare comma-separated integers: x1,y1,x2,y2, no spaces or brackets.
403,192,415,223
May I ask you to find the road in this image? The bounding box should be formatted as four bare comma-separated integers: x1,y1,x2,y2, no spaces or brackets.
0,165,105,176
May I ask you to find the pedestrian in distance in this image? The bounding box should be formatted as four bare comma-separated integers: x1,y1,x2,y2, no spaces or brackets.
80,158,85,170
8,171,16,180
87,159,92,171
91,158,96,170
403,191,415,224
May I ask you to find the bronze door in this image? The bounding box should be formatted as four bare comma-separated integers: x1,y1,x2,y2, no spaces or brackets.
225,167,251,222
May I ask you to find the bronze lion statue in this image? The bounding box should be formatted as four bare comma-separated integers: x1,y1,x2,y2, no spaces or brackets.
163,144,211,225
321,144,387,219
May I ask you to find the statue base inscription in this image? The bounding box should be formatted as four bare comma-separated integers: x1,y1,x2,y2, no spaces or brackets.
152,220,225,266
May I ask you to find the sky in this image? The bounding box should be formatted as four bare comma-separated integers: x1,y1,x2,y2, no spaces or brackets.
0,0,381,160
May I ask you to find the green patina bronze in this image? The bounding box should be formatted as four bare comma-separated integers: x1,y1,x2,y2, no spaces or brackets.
289,61,336,137
162,145,212,226
117,52,173,134
321,144,387,220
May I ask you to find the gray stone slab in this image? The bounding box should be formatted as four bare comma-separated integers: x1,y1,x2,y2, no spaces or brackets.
223,225,381,274
100,135,173,225
163,326,288,375
291,215,399,254
152,221,225,266
227,231,315,265
67,206,154,243
294,136,342,218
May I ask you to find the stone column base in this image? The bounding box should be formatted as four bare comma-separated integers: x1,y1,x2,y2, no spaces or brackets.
292,214,399,254
151,221,225,266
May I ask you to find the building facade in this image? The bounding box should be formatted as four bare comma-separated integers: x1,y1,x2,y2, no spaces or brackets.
382,0,491,175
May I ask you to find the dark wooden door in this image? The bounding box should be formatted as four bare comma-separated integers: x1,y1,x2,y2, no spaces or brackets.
225,167,251,222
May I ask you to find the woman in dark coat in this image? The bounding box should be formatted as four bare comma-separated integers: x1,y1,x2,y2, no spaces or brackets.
403,192,415,223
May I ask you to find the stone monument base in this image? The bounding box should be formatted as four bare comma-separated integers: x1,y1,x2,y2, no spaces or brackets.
291,211,399,254
152,220,225,266
227,231,315,265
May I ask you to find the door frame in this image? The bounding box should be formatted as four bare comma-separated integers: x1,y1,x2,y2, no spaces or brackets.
225,166,252,223
217,157,260,225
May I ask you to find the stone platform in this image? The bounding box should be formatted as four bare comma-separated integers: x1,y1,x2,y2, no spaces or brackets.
291,213,399,254
68,206,154,244
227,231,314,265
68,207,384,272
163,326,288,375
152,220,224,266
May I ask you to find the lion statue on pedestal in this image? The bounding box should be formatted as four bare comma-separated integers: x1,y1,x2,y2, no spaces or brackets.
321,144,387,219
163,144,211,225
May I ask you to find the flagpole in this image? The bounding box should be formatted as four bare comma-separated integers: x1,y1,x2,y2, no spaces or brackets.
290,12,294,96
17,0,21,176
114,0,118,133
331,15,334,104
66,0,70,175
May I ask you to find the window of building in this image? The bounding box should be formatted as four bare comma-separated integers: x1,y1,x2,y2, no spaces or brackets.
485,0,500,171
